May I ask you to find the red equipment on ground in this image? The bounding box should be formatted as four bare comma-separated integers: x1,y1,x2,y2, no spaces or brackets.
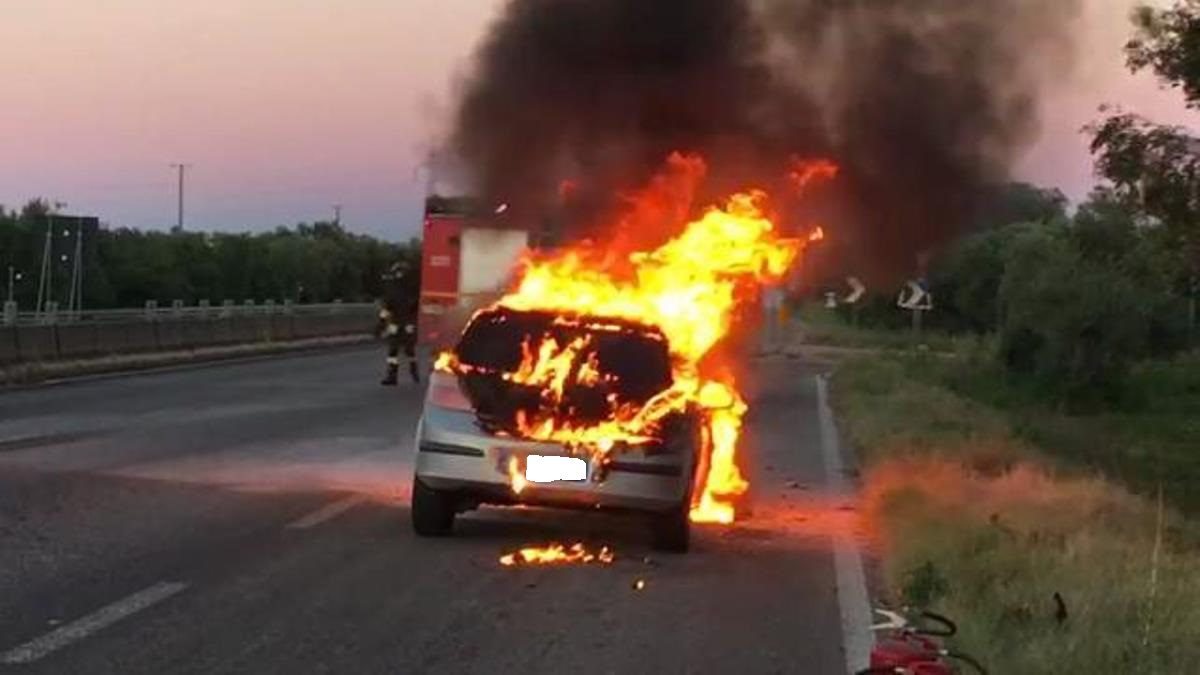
857,608,987,675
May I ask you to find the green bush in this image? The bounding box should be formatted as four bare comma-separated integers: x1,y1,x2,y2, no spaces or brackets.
930,222,1043,333
997,228,1155,407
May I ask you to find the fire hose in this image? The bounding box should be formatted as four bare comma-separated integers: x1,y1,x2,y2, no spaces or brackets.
855,608,988,675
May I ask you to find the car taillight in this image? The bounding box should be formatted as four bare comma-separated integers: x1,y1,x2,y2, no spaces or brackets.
428,372,473,411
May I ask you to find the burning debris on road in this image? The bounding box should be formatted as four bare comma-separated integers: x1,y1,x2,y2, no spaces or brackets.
499,543,615,567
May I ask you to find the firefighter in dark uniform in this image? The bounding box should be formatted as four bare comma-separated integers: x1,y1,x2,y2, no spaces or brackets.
377,260,420,385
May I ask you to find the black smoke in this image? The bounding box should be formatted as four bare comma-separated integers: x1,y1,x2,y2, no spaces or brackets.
449,0,1078,284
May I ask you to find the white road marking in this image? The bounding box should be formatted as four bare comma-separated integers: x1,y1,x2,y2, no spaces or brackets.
815,374,874,674
0,581,188,664
285,494,367,529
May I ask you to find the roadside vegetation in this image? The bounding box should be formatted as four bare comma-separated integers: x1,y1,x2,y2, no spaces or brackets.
832,353,1200,673
819,4,1200,670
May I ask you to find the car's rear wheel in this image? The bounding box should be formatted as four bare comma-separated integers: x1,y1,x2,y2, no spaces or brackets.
651,502,690,553
411,478,455,536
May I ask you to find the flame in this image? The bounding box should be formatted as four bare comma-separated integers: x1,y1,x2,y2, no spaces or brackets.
788,157,839,192
507,456,527,495
499,542,615,566
503,190,797,362
441,153,834,523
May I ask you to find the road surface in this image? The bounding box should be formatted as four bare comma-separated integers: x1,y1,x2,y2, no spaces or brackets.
0,346,866,674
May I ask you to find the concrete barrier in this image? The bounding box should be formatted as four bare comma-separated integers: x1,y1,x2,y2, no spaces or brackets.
179,320,213,349
156,320,185,351
252,316,272,343
230,317,256,343
96,323,131,356
0,327,19,364
125,322,160,353
14,325,58,362
55,323,100,359
269,315,295,341
2,308,375,366
211,318,236,345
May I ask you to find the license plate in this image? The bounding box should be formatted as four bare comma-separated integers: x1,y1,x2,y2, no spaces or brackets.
525,455,588,483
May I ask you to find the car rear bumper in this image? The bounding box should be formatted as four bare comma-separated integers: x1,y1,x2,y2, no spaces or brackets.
414,412,693,513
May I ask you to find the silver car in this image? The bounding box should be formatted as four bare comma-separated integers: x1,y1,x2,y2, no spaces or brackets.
410,308,701,552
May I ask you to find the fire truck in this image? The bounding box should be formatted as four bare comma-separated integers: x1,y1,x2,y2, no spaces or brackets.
416,196,532,351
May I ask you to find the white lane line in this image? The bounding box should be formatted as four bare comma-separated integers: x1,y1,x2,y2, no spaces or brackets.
285,494,367,529
815,374,874,675
0,581,188,664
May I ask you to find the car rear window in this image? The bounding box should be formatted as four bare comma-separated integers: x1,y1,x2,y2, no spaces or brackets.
452,307,675,431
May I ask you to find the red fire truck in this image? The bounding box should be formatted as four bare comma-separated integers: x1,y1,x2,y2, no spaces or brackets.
417,196,532,351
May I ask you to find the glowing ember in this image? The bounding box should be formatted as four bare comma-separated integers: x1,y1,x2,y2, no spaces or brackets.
439,153,834,523
499,543,615,566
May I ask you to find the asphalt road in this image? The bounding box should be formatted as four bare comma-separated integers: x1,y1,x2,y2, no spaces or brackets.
0,346,866,674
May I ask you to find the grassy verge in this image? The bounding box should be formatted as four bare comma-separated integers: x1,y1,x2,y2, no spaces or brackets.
943,352,1200,515
832,353,1200,672
794,302,963,352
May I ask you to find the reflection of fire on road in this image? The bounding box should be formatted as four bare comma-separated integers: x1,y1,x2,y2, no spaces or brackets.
439,153,834,526
499,543,615,566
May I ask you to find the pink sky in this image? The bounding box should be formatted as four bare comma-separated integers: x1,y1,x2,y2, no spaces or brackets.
0,0,1196,240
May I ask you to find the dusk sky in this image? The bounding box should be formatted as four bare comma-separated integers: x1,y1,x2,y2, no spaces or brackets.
2,0,1197,241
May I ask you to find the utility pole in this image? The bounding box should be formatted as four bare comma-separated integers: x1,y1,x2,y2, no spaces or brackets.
67,217,84,316
35,214,53,316
333,204,342,226
170,163,190,231
6,266,19,304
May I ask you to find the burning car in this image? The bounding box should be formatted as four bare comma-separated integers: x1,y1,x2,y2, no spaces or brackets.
408,153,831,554
412,306,701,551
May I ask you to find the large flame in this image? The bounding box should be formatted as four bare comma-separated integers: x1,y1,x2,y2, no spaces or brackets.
441,154,832,524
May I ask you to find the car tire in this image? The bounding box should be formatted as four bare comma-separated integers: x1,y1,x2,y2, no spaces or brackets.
411,478,455,536
651,502,690,553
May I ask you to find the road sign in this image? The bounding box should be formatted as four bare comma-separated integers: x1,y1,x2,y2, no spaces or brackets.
896,280,933,311
824,292,838,309
844,276,866,304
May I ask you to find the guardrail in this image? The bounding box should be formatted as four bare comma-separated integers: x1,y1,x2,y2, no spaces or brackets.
0,301,377,365
2,300,373,326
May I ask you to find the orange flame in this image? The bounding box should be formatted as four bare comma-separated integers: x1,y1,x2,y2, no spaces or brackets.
442,153,835,522
787,157,839,192
507,456,527,495
499,542,615,566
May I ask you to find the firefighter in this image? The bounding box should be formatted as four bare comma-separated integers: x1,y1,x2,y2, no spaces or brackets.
377,259,420,386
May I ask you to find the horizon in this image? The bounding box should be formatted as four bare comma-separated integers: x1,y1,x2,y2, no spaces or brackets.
2,0,1197,242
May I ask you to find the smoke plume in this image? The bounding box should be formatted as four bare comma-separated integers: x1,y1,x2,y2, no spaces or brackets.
449,0,1078,283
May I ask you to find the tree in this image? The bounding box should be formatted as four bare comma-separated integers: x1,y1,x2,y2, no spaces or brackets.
969,182,1068,232
1126,1,1200,109
1,201,417,309
998,228,1155,408
931,221,1044,333
1089,1,1200,340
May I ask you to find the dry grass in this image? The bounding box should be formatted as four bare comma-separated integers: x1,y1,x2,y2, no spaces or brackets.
834,355,1200,673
